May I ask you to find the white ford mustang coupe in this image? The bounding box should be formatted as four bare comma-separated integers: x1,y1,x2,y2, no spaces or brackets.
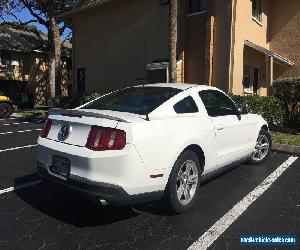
37,83,272,213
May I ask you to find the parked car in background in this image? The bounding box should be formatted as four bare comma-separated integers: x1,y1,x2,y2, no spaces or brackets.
37,83,272,213
0,95,14,118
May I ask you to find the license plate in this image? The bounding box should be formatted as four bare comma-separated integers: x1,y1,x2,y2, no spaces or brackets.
50,155,70,178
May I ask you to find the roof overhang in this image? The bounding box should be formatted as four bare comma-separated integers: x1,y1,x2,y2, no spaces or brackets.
245,40,294,66
60,0,111,20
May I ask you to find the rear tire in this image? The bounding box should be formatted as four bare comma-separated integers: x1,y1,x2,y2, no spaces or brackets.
162,150,202,214
248,129,272,165
0,102,13,119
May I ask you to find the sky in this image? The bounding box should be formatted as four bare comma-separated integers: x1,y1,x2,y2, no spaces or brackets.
17,9,48,34
2,8,48,34
1,8,70,39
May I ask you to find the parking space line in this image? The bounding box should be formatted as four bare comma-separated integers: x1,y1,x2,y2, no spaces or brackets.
0,180,43,195
0,129,42,135
1,122,30,126
0,144,38,153
187,156,298,250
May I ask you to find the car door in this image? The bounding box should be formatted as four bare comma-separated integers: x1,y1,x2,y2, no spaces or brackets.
199,90,252,167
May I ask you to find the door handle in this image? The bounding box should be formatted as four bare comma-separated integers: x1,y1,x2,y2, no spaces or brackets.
215,124,225,130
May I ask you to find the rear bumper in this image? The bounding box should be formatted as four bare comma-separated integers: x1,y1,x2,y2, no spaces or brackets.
37,162,163,205
37,140,167,195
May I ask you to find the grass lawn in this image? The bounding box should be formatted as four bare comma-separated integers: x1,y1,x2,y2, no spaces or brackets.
272,132,300,146
13,109,47,119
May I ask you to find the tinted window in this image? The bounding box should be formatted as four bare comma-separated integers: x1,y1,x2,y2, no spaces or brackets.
82,87,181,115
189,0,208,13
174,96,199,114
199,90,237,117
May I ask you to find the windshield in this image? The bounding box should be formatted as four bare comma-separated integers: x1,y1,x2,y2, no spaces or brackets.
82,87,182,115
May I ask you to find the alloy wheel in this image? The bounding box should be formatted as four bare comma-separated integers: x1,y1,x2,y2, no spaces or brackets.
252,134,270,161
176,160,198,206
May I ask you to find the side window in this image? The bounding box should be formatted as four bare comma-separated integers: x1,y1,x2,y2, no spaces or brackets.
174,96,199,114
199,90,237,117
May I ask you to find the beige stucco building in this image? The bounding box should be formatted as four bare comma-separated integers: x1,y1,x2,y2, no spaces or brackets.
63,0,300,96
0,25,72,106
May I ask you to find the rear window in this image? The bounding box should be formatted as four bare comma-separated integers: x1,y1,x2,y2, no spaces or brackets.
82,87,182,115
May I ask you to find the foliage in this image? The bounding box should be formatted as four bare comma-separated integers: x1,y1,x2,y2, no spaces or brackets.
0,21,43,34
230,94,286,126
0,1,77,27
60,92,102,109
271,77,300,122
83,92,102,103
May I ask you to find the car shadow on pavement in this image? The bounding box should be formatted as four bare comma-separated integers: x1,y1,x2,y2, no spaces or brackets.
14,174,141,227
13,164,244,224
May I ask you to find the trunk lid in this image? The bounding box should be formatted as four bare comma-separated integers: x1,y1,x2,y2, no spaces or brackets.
45,109,143,147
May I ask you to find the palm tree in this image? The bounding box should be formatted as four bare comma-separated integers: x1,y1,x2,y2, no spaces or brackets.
169,0,178,83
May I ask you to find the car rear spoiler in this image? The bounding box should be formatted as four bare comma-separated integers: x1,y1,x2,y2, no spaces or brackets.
48,108,130,123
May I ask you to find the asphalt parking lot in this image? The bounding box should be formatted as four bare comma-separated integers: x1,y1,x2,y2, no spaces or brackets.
0,117,299,250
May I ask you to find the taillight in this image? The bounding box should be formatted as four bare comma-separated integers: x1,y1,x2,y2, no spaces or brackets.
86,126,126,151
40,119,52,138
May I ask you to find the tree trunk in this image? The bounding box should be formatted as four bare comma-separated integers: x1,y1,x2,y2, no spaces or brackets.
48,14,62,103
169,0,178,83
48,50,56,99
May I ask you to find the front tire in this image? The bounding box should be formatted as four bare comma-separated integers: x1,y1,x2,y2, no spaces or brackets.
163,150,202,214
248,129,272,165
0,102,13,119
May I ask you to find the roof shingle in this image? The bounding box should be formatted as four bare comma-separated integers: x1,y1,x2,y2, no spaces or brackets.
0,27,72,56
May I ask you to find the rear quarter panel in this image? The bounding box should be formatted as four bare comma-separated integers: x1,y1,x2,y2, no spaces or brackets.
121,115,217,183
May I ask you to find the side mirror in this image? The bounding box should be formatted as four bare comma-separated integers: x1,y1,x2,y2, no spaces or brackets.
237,105,248,115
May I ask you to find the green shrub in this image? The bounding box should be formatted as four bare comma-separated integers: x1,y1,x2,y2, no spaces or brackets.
230,94,286,126
60,92,102,109
271,77,300,122
83,92,102,103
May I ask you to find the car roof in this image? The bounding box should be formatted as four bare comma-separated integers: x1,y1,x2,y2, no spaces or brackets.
136,83,219,91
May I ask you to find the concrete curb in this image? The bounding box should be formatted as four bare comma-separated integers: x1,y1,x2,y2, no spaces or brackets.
11,112,47,118
11,113,24,118
272,143,300,156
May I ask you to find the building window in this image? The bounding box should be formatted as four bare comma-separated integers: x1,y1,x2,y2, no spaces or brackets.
1,50,12,65
252,0,262,22
243,64,251,92
189,0,208,13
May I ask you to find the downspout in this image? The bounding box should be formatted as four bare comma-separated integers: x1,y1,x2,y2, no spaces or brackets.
228,0,237,93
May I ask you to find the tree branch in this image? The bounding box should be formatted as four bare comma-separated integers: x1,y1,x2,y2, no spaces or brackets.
59,24,67,35
21,19,39,25
20,0,49,27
